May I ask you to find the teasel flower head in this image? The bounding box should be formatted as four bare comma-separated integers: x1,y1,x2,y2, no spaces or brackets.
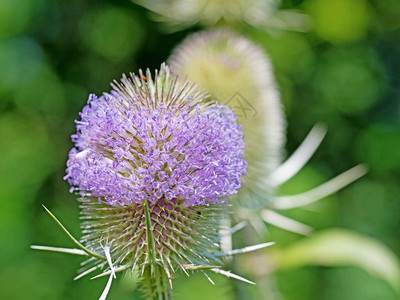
134,0,278,26
133,0,309,32
61,63,246,298
168,29,367,238
169,29,286,206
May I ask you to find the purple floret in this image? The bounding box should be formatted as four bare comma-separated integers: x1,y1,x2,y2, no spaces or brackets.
65,77,246,207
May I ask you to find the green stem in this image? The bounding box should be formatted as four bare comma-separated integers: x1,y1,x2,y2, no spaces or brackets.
142,199,172,299
144,199,156,266
142,264,173,300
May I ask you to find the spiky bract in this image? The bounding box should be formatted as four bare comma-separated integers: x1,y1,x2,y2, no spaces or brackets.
79,197,225,278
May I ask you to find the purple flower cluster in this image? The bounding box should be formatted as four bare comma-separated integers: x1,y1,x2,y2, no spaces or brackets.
65,67,246,207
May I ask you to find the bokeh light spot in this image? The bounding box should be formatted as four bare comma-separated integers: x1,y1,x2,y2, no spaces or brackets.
13,66,66,116
306,0,370,43
80,7,144,62
357,124,400,173
312,48,383,114
0,37,44,91
253,30,315,81
0,0,46,38
0,111,55,258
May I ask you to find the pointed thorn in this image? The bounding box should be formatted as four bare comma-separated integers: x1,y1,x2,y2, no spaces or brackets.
220,242,275,256
261,209,313,235
30,245,88,256
273,164,368,210
200,270,215,285
210,268,256,285
99,273,114,300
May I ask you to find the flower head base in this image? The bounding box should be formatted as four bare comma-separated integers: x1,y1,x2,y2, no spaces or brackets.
63,64,246,290
79,196,225,277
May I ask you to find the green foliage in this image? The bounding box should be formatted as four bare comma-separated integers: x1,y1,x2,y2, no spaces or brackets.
1,0,399,299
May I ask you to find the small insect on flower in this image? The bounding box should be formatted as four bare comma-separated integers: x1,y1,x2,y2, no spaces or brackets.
34,63,248,299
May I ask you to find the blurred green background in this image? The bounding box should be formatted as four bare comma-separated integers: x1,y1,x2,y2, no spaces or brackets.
0,0,399,299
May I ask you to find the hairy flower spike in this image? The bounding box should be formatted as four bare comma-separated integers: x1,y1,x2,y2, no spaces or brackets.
63,63,246,297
